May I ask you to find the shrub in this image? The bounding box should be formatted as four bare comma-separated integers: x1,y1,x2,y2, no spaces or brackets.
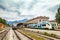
50,33,56,38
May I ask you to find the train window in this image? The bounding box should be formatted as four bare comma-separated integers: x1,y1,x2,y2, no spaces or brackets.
52,24,56,27
42,24,46,26
47,24,50,26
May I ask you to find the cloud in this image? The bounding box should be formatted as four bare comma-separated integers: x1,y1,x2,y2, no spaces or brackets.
48,4,59,12
0,0,60,21
0,5,6,10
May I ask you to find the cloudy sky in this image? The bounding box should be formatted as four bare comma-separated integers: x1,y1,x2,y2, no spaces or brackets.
0,0,60,21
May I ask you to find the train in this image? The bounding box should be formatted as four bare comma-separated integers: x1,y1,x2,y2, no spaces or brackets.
12,26,17,30
27,22,56,30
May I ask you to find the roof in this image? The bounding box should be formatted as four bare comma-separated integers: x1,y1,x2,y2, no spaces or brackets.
27,16,49,22
49,20,56,22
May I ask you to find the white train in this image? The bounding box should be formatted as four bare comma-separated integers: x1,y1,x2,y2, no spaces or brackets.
27,22,56,29
38,22,52,29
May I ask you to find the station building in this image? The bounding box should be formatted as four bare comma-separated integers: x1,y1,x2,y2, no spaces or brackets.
26,16,49,24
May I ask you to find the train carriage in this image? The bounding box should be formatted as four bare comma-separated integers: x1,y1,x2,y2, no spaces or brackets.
27,21,56,30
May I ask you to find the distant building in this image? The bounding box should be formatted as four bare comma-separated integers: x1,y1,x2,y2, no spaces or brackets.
49,20,60,30
26,16,49,24
0,23,4,29
49,20,57,27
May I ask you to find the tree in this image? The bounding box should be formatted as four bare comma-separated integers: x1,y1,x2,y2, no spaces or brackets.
0,18,6,24
56,6,60,23
0,18,10,26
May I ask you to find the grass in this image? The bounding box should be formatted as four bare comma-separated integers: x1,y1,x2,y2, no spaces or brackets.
0,28,3,31
23,28,60,39
17,29,45,40
42,32,57,38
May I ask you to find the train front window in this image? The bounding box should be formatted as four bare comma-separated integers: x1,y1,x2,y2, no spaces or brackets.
42,24,46,26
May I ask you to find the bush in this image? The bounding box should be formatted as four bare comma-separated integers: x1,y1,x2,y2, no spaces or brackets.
43,32,49,35
43,32,57,38
50,33,56,37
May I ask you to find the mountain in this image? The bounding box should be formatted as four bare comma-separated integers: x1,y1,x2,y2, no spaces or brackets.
6,18,28,26
17,18,28,23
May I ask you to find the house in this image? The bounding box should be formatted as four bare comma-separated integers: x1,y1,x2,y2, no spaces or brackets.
0,23,4,29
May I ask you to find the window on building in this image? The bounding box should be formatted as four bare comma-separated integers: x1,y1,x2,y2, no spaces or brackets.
39,20,41,21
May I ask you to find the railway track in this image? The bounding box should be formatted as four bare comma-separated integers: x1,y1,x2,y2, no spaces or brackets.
14,30,33,40
23,29,60,40
14,30,21,40
0,30,9,40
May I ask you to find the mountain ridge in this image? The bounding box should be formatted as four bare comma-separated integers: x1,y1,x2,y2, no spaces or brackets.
6,18,28,26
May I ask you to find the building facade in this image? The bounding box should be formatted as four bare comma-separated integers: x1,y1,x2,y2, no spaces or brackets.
26,16,49,24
